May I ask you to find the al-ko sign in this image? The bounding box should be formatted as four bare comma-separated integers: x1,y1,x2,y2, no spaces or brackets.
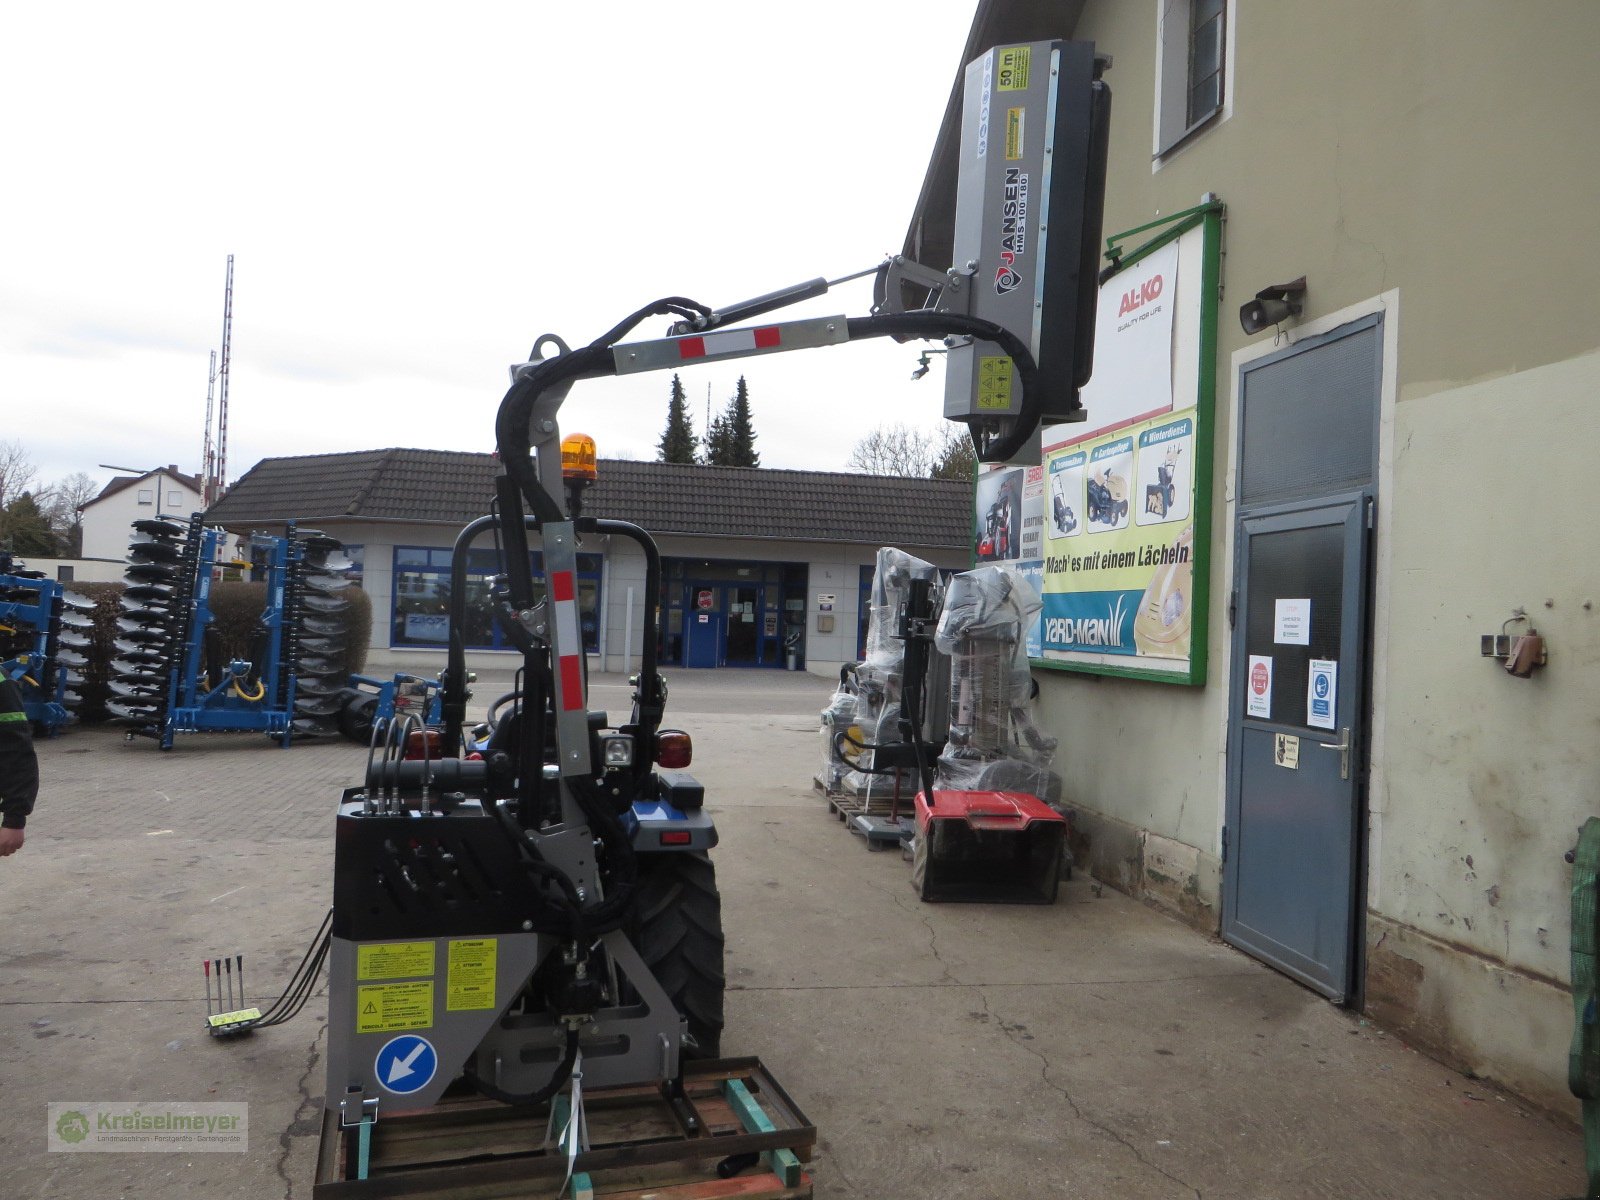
1032,207,1220,686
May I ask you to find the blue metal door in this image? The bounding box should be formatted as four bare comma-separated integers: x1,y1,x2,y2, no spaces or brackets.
683,584,724,668
1222,314,1382,1003
1223,495,1371,999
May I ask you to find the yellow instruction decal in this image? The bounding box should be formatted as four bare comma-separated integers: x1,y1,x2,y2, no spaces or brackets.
997,46,1031,91
357,981,434,1033
447,938,499,1012
357,941,436,981
1005,107,1025,160
977,357,1015,410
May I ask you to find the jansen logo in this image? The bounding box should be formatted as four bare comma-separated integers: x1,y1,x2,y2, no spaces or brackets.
993,168,1030,295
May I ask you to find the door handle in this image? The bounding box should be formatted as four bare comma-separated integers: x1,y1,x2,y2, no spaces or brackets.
1317,727,1351,780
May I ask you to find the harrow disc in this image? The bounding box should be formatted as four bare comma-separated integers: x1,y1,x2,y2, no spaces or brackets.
123,583,175,603
297,593,349,614
124,562,180,584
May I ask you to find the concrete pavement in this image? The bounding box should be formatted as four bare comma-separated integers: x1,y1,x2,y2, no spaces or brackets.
0,669,1584,1199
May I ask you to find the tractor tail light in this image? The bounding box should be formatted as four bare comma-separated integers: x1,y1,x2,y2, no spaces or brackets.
660,830,693,846
403,729,442,760
656,730,692,769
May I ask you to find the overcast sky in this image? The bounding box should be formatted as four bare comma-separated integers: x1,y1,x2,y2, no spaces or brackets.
3,2,980,497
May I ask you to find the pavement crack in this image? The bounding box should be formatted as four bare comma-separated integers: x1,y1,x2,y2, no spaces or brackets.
888,886,961,986
276,1018,327,1200
979,987,1203,1200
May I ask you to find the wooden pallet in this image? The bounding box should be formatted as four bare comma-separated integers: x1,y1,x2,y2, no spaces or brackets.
313,1057,814,1199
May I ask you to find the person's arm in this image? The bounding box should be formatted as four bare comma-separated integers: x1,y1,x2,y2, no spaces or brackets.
0,678,38,856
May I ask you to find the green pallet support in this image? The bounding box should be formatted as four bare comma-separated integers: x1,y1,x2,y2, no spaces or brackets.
721,1078,803,1188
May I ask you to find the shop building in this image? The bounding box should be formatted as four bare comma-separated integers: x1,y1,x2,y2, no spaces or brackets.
910,1,1600,1111
203,448,971,675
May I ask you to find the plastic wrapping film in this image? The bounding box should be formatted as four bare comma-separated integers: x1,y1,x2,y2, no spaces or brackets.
934,564,1061,803
818,683,861,793
818,547,940,794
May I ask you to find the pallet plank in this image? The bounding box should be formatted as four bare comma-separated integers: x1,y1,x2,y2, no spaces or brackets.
314,1058,813,1200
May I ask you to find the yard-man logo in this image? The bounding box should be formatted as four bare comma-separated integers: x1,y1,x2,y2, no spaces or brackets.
1044,594,1129,648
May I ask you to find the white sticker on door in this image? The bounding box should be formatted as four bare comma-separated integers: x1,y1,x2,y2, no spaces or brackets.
1274,598,1311,645
1274,733,1300,769
1307,659,1337,730
1246,655,1272,719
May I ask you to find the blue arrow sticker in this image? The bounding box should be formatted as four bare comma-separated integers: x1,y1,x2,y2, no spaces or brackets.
374,1034,437,1095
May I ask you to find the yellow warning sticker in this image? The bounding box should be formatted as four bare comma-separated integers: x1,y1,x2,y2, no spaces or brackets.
997,46,1031,91
1005,107,1025,160
447,938,498,1012
206,1007,262,1028
357,941,436,982
977,357,1015,410
357,981,434,1033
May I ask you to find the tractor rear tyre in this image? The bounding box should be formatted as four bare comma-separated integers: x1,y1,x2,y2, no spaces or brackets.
336,692,380,744
629,850,726,1059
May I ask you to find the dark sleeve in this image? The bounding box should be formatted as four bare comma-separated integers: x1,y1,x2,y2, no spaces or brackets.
0,677,39,829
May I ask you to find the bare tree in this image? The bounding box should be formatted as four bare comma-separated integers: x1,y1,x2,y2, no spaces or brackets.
845,423,940,477
39,471,99,556
0,440,37,509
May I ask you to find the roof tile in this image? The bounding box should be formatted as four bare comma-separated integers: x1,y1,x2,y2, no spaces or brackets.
205,449,974,550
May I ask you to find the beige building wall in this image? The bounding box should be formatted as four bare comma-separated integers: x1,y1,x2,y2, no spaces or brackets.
1033,0,1600,1110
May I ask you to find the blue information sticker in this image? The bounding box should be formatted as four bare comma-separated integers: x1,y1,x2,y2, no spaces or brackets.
374,1034,437,1095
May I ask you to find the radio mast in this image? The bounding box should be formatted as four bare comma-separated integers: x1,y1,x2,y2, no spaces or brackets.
213,254,234,504
200,350,217,506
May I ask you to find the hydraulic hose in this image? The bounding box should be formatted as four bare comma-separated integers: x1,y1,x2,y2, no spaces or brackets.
488,800,590,945
844,312,1042,463
462,1027,580,1107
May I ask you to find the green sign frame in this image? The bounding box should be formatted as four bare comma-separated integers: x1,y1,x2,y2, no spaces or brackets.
1026,200,1223,686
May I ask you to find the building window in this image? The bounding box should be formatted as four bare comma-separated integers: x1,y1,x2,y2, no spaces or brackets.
167,490,183,508
391,545,602,653
1155,0,1229,157
137,489,154,505
56,566,74,582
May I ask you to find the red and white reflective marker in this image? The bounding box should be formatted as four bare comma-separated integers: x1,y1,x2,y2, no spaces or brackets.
675,326,782,361
550,570,585,711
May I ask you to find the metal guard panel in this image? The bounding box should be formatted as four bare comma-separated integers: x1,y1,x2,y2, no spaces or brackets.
332,809,557,941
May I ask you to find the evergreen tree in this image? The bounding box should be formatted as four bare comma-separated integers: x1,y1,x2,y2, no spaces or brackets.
1,491,60,556
656,374,699,464
930,423,978,481
703,376,760,467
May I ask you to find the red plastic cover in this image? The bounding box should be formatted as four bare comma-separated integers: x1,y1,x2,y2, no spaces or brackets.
915,790,1064,833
